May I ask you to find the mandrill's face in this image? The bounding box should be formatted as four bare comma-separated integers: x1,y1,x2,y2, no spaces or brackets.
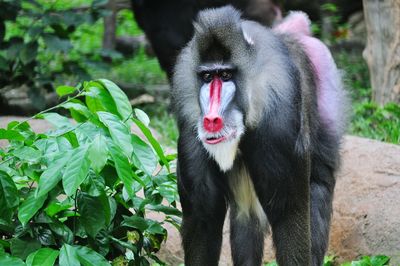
196,64,245,171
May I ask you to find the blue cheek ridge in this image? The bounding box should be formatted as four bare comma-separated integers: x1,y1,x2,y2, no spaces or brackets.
199,81,236,115
199,83,210,114
219,81,236,114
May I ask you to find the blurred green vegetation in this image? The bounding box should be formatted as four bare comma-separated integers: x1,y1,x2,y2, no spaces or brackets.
1,0,165,90
72,8,166,85
334,51,400,144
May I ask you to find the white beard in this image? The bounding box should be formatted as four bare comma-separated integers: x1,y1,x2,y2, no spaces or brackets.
203,138,240,172
197,109,244,172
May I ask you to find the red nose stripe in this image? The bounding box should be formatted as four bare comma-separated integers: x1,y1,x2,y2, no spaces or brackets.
203,77,223,132
209,77,222,116
209,77,222,105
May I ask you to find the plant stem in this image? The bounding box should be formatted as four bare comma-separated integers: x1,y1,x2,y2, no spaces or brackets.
10,92,83,130
73,189,78,243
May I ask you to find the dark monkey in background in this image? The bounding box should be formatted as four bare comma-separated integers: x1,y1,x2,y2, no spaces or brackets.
172,6,347,266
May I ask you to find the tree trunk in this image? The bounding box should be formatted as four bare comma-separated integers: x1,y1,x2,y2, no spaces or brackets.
102,0,117,51
363,0,400,105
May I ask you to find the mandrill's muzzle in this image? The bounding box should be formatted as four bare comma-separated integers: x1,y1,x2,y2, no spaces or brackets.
203,115,223,133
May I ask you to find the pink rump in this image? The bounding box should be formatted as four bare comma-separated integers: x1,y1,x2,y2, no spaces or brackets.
274,12,344,134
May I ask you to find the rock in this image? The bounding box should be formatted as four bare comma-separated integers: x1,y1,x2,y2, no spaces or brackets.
1,118,399,265
329,136,400,264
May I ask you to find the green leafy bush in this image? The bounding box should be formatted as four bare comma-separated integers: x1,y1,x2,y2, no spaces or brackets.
351,102,400,144
340,255,390,266
333,50,400,144
0,79,180,265
0,0,109,110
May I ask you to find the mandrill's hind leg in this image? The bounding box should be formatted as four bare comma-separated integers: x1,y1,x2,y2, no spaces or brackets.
310,130,339,266
310,181,334,266
228,160,267,266
310,164,336,266
230,205,266,266
179,180,227,266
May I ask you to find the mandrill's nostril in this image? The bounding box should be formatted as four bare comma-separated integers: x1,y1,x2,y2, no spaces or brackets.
203,115,223,132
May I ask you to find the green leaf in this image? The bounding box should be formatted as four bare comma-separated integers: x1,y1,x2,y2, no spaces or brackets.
25,248,59,266
109,237,137,253
59,244,110,266
39,113,71,128
36,151,72,198
45,201,73,217
146,204,182,217
85,83,118,115
0,56,8,71
7,121,31,132
10,238,41,260
77,193,108,237
370,255,390,266
20,42,38,64
108,143,144,200
5,37,24,60
0,171,19,209
43,34,72,53
88,134,108,173
133,118,169,172
56,86,76,97
12,147,41,163
75,245,111,266
131,135,157,175
98,79,132,121
59,244,80,266
63,131,79,148
82,171,105,197
134,108,150,127
0,129,24,141
157,182,179,204
18,192,47,226
62,146,90,196
49,222,74,244
92,0,108,7
98,112,133,158
0,255,25,266
61,102,91,119
35,138,72,156
122,215,149,232
146,221,165,234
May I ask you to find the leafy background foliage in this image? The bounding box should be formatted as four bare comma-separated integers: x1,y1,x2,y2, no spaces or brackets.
0,80,180,265
0,0,110,110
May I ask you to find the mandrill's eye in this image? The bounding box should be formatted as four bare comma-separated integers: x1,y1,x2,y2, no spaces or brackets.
220,70,232,81
201,72,213,83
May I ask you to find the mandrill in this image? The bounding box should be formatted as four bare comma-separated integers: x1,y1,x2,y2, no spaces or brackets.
171,6,347,266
